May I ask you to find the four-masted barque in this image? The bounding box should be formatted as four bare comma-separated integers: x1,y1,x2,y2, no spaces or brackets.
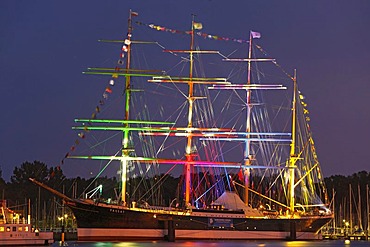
31,10,333,241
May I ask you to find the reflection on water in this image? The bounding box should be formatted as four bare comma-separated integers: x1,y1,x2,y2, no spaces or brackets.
50,240,369,247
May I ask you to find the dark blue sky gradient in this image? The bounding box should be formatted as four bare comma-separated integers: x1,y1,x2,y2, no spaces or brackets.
1,1,370,181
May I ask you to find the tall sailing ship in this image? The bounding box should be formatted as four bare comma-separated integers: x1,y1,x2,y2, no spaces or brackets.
31,10,333,241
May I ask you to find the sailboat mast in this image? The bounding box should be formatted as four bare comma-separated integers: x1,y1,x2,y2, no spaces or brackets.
288,70,297,214
350,183,352,233
358,184,362,231
184,17,196,206
333,188,336,235
243,31,253,206
121,10,135,204
367,184,369,235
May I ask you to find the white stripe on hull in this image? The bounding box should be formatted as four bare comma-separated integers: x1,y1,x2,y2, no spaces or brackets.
0,232,54,245
77,228,321,241
0,239,52,245
78,228,168,240
176,230,321,240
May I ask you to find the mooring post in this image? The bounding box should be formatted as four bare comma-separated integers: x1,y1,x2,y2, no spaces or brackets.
61,224,65,243
167,220,175,242
290,220,296,240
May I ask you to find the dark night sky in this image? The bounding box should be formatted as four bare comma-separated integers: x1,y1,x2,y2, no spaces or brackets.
1,1,369,181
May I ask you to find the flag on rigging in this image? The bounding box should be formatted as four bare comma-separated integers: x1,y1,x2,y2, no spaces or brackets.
193,22,203,30
251,31,261,39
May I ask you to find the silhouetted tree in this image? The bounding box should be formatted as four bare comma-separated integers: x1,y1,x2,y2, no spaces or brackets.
9,160,49,202
0,167,6,199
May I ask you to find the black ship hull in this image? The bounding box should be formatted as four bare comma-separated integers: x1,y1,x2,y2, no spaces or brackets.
66,199,332,241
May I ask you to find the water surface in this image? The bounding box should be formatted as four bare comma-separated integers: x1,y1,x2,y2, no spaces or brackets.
49,240,368,247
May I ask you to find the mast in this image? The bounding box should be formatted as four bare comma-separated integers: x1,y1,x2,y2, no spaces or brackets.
333,188,336,234
217,31,278,206
147,19,243,207
288,70,298,214
243,31,253,206
184,16,196,206
367,184,369,236
120,9,136,204
358,183,362,231
349,183,352,234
